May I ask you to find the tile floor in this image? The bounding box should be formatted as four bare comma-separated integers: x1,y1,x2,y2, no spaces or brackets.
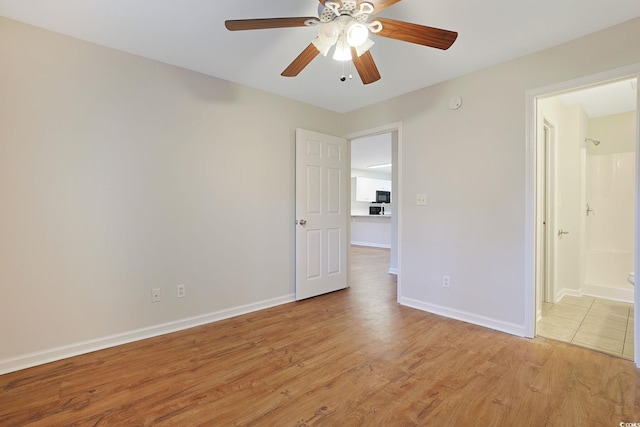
537,295,634,360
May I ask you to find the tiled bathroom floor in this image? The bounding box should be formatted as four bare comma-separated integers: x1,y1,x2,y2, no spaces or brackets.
537,295,634,360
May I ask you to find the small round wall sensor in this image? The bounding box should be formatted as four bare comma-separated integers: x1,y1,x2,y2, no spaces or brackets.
448,96,462,110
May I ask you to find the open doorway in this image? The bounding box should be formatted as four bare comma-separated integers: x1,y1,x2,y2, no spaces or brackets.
347,123,402,284
533,77,638,360
348,124,401,279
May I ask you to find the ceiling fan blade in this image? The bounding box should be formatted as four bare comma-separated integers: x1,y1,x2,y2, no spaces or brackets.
351,48,381,84
318,0,401,14
282,44,320,77
225,17,316,31
375,18,458,50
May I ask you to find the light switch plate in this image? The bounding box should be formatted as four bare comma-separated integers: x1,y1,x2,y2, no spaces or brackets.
416,193,427,206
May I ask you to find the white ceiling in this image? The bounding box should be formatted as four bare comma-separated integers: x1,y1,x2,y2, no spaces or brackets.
351,133,392,173
556,78,638,118
1,0,640,113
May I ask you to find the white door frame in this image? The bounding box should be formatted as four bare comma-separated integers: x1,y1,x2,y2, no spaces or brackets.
524,63,640,368
346,122,403,301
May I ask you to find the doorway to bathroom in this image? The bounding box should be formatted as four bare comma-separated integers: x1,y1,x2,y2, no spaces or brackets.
533,76,638,360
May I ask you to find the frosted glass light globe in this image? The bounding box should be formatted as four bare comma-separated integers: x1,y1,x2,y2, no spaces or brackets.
346,22,369,47
318,21,340,45
333,37,352,61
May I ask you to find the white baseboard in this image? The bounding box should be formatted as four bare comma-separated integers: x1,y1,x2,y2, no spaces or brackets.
555,287,580,303
555,285,634,304
350,241,391,249
0,294,296,375
580,283,634,304
398,297,525,337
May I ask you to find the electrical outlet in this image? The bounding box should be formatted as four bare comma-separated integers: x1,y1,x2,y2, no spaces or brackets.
416,193,427,206
177,284,186,298
152,288,161,303
442,275,450,288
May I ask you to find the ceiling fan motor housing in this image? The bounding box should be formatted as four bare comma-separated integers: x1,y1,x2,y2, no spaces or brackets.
321,1,374,22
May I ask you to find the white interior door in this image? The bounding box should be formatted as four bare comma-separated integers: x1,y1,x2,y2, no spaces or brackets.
295,128,348,300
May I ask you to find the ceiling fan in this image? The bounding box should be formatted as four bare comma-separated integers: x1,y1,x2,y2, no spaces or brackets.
225,0,458,84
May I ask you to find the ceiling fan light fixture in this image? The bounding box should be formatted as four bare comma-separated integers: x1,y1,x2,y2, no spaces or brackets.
355,38,374,57
346,22,369,47
311,37,332,57
332,37,352,61
317,21,340,45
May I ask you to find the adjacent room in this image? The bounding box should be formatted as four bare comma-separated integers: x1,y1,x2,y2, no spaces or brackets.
1,0,640,424
535,79,638,360
350,131,398,274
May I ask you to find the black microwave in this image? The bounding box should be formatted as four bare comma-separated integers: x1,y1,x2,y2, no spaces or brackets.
376,190,391,204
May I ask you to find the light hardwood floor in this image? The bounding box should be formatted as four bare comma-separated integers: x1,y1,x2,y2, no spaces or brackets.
1,246,640,425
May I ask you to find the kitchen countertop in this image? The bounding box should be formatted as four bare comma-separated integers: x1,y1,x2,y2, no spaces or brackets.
351,214,392,218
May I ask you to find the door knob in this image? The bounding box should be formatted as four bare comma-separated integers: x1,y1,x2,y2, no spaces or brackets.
558,229,569,237
299,219,307,226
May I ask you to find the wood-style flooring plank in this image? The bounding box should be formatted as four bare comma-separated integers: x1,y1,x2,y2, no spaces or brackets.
1,246,639,426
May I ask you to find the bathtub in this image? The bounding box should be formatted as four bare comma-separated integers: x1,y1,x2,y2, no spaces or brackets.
583,249,634,303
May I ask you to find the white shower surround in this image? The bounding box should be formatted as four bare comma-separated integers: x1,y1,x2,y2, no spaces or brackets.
584,151,635,302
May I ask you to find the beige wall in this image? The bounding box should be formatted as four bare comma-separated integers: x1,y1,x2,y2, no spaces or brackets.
0,17,342,371
2,14,640,372
342,18,640,333
534,101,636,306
